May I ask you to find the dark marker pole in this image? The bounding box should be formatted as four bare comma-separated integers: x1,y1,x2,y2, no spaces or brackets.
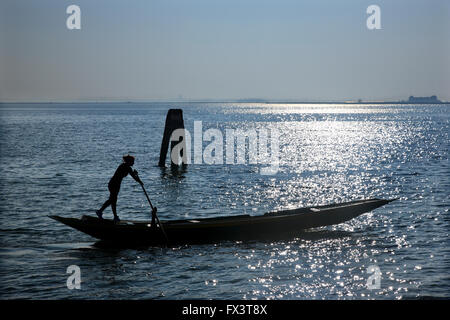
158,109,186,167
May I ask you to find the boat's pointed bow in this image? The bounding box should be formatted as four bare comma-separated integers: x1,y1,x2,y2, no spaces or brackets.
49,215,63,222
375,198,399,206
48,215,81,229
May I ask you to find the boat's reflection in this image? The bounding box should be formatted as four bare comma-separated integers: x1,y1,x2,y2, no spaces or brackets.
291,229,354,241
91,229,355,250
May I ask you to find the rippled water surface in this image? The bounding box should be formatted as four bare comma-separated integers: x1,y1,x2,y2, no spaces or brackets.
0,103,448,299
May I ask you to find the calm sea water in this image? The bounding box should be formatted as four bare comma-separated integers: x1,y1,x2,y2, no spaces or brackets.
0,102,448,299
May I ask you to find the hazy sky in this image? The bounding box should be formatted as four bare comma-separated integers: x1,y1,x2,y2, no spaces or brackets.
1,0,449,102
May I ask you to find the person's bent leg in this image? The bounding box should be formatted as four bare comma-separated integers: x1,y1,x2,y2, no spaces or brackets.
97,199,111,218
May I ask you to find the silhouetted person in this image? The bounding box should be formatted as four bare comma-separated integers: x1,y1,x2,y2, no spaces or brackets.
97,155,143,223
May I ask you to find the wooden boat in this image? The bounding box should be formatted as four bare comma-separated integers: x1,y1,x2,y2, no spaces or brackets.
50,198,396,246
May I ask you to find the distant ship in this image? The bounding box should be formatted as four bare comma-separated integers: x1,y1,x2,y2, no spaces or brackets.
405,95,442,103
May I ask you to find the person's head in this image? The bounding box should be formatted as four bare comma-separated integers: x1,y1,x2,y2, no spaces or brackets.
123,154,135,166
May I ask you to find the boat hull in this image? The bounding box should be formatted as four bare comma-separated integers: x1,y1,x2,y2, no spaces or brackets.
50,198,395,246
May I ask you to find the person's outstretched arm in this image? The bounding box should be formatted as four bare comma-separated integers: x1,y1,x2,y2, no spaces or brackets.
130,168,144,185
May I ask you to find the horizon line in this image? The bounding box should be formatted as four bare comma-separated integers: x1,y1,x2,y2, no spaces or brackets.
1,99,448,105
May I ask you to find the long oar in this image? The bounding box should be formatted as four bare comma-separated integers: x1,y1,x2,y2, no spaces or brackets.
140,184,169,244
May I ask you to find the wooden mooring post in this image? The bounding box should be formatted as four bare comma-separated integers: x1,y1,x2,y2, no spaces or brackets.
158,109,186,167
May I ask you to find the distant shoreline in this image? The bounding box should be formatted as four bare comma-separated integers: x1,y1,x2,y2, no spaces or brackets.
0,100,448,105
